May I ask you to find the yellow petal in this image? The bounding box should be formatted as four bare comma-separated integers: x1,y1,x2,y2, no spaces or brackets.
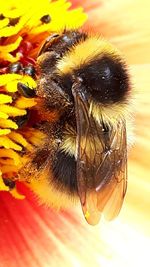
0,94,12,104
21,75,37,88
0,136,22,151
0,112,8,119
0,74,21,86
15,97,37,109
0,105,26,117
0,36,22,53
5,80,18,93
0,148,21,165
0,118,18,129
0,52,20,63
8,132,28,147
0,18,9,29
0,129,11,135
1,165,18,174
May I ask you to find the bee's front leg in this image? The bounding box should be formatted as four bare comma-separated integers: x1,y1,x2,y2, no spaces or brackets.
17,82,36,98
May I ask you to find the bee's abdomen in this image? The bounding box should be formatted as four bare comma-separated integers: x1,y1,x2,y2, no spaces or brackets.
52,150,77,194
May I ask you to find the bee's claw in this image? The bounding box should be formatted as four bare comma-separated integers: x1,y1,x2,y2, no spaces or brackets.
17,82,36,98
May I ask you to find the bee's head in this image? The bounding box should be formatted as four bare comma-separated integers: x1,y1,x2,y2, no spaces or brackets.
37,30,87,60
36,30,87,113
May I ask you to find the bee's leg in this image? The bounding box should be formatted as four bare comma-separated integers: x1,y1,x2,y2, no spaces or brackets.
3,178,25,199
8,62,23,74
3,178,16,190
14,112,30,128
23,64,36,78
17,82,36,98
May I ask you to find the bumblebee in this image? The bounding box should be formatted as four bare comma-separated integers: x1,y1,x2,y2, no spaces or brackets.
17,30,131,225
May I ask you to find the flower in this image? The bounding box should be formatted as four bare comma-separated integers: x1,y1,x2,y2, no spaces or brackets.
0,0,150,267
0,0,87,197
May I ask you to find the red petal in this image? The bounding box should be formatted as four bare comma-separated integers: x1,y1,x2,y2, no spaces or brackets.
0,183,111,266
0,184,81,266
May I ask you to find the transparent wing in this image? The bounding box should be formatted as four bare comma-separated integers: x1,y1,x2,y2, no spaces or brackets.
72,84,127,225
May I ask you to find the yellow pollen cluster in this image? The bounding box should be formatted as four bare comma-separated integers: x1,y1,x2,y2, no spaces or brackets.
0,0,87,196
